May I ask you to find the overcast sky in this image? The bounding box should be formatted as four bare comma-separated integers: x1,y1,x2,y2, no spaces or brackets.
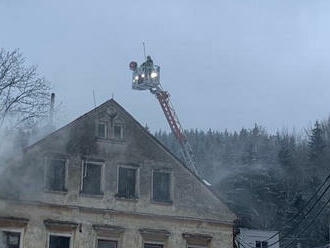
1,0,330,133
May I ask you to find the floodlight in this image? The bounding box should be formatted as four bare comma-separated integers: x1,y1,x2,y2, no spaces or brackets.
150,72,158,78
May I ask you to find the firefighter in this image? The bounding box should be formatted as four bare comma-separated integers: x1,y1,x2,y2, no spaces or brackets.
141,56,154,79
145,56,153,67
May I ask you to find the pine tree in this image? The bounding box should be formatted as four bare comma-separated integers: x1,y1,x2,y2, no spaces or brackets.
308,121,326,164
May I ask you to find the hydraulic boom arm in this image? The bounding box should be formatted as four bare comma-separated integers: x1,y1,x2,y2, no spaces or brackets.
129,56,198,175
154,90,198,174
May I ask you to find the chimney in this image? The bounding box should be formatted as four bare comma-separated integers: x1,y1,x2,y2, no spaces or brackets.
49,93,55,126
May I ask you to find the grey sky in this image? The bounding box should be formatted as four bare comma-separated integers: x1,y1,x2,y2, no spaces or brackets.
1,0,330,133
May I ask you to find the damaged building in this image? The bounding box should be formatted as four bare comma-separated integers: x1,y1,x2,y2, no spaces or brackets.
0,99,236,248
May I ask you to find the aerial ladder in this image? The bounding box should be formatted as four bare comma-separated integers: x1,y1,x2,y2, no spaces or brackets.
129,56,198,175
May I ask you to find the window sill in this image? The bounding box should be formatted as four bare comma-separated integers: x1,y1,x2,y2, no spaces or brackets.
115,195,139,202
96,138,126,144
44,189,68,195
151,200,173,205
80,192,104,199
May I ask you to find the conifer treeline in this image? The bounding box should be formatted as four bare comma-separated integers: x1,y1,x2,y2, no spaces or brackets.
155,119,330,247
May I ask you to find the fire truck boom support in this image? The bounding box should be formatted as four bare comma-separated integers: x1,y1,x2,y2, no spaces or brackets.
154,90,198,175
129,56,198,175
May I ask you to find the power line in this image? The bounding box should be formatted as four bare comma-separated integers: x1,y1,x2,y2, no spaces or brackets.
282,196,330,248
235,173,330,248
266,180,330,247
262,174,330,244
236,237,255,248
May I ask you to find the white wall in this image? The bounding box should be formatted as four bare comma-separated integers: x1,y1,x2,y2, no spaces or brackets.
237,228,280,248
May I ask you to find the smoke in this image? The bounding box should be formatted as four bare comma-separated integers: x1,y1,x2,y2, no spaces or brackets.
0,130,19,174
0,232,5,248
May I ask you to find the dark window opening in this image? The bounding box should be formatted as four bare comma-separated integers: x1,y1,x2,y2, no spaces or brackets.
256,241,268,248
49,235,70,248
81,162,102,195
98,122,107,138
113,124,123,139
117,167,136,198
46,158,66,191
97,239,117,248
144,244,163,248
2,231,20,248
153,171,171,202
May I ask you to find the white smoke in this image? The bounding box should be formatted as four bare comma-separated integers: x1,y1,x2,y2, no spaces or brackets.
0,231,5,248
0,130,17,175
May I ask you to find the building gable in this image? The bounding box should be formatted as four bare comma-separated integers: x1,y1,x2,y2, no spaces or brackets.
8,99,236,224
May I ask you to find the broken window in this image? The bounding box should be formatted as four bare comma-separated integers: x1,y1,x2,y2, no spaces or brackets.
97,239,117,248
49,235,70,248
117,167,137,198
113,123,124,140
97,121,107,138
153,171,171,202
46,158,66,192
81,161,103,195
1,231,21,248
144,244,163,248
256,241,268,248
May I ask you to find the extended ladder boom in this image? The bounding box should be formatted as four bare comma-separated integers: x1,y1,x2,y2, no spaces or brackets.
129,56,198,175
154,90,198,175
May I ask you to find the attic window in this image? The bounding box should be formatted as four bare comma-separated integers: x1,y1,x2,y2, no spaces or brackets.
152,171,171,202
117,167,137,199
97,121,107,138
46,158,67,192
81,161,103,195
1,231,21,248
113,123,124,140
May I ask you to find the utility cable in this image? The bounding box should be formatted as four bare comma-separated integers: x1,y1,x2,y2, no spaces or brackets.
266,181,330,248
262,174,330,243
281,196,330,248
235,237,255,248
235,174,330,248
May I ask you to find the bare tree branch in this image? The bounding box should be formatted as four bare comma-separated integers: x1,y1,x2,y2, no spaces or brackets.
0,48,51,130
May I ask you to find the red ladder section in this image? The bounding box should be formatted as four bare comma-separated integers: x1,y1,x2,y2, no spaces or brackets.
155,91,197,174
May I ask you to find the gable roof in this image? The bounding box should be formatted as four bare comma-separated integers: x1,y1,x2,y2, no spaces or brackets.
25,99,236,221
26,99,189,170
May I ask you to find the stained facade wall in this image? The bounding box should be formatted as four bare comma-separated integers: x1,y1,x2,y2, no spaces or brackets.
0,100,236,248
0,200,233,248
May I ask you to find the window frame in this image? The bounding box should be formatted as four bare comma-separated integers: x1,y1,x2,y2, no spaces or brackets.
95,237,118,248
47,232,73,248
151,169,173,204
187,246,208,248
97,121,108,139
80,160,105,196
0,228,24,248
44,156,68,193
112,122,125,140
143,241,165,248
256,241,268,248
116,164,140,200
